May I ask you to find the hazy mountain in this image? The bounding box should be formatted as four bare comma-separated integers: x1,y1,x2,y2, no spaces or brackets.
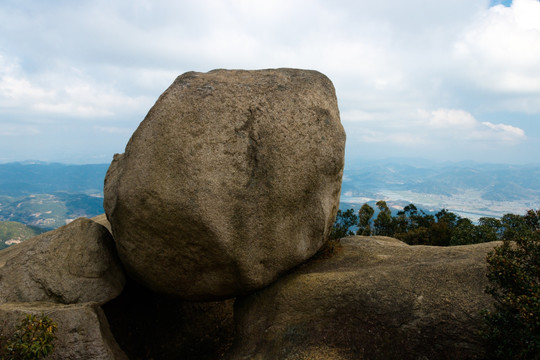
0,161,108,196
0,162,108,231
341,160,540,220
0,193,105,229
0,221,46,250
1,159,539,236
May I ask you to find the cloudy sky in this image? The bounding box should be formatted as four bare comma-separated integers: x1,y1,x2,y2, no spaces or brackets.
1,0,539,166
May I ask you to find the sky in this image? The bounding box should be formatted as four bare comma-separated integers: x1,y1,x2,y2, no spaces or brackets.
0,0,539,166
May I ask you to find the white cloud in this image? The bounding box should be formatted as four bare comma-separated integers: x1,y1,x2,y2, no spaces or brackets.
0,55,54,106
428,109,477,129
0,54,151,118
423,108,526,144
454,0,540,94
0,0,538,163
481,121,526,143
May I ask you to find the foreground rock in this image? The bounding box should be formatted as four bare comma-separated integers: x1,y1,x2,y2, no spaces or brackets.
0,218,125,305
0,302,127,360
104,68,346,300
227,236,497,360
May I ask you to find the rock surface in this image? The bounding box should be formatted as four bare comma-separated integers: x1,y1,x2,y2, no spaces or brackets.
227,236,498,360
92,213,112,233
0,302,127,360
0,218,125,305
104,68,346,300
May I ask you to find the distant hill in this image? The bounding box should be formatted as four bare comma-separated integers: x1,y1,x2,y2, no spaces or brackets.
342,162,540,199
0,162,108,234
0,221,46,250
0,193,105,229
0,162,108,196
1,159,539,239
341,161,540,220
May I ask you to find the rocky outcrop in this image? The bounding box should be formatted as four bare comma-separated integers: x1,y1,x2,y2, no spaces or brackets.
92,213,112,233
0,218,125,305
227,236,498,360
0,302,128,360
0,68,501,359
104,68,346,301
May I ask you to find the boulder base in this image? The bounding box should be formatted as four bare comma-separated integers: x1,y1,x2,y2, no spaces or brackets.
227,237,497,360
104,68,345,300
103,279,235,360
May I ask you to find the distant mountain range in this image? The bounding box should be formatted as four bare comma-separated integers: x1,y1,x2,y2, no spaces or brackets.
0,221,45,250
0,162,108,246
341,160,540,220
0,161,108,196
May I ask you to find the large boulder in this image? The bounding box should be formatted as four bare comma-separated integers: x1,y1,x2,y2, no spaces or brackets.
227,236,498,360
0,302,127,360
104,68,346,300
0,218,125,305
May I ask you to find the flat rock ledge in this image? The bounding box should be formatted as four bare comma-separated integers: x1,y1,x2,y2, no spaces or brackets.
0,302,128,360
227,236,498,360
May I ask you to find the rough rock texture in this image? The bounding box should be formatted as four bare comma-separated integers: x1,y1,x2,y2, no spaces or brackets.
92,214,112,233
227,236,498,360
0,218,125,305
103,279,235,360
0,302,127,360
104,68,346,300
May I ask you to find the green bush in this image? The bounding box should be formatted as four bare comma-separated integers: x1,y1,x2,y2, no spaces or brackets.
482,232,540,360
1,314,58,360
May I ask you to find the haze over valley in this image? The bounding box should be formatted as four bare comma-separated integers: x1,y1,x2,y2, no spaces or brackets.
341,160,540,220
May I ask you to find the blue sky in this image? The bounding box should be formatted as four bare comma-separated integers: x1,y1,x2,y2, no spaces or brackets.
1,0,539,165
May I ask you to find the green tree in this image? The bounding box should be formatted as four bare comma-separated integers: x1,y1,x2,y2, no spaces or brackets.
357,203,375,236
393,211,409,235
482,230,540,359
374,200,394,236
329,209,359,240
394,204,439,245
523,209,540,232
435,209,459,228
398,204,419,230
477,217,503,243
501,213,530,241
428,221,453,246
396,226,430,245
450,218,478,245
430,209,460,246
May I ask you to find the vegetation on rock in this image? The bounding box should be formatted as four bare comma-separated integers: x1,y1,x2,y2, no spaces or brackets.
482,210,540,360
0,314,57,360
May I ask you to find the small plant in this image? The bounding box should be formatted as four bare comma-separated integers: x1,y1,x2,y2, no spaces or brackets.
1,313,58,360
482,232,540,360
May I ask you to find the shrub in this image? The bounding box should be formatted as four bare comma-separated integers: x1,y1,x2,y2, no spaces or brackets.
482,231,540,360
1,314,58,360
